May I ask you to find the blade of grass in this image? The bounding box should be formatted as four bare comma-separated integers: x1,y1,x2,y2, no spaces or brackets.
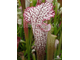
20,0,31,60
20,25,24,39
17,26,20,32
18,0,24,39
32,53,36,60
20,0,25,13
28,0,34,59
42,0,45,3
18,0,21,6
33,0,37,6
54,1,58,35
55,23,62,35
24,49,27,56
30,0,33,7
57,32,62,55
27,28,30,60
27,25,33,60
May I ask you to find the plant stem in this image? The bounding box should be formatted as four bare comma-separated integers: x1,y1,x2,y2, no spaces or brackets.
20,0,25,13
27,27,33,60
54,1,58,35
20,0,31,60
18,0,21,6
55,23,62,35
42,0,45,3
32,53,36,60
57,32,62,55
30,0,33,7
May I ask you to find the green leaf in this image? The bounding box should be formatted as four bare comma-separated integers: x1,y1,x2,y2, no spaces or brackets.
47,24,57,60
57,32,62,55
55,23,62,35
54,1,58,35
24,50,27,56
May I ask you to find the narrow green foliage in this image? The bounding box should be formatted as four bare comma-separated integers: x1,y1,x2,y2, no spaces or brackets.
57,32,62,55
54,1,58,35
47,24,57,60
32,53,36,60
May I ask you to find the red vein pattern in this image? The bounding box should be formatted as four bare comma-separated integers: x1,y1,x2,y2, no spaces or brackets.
24,2,55,60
